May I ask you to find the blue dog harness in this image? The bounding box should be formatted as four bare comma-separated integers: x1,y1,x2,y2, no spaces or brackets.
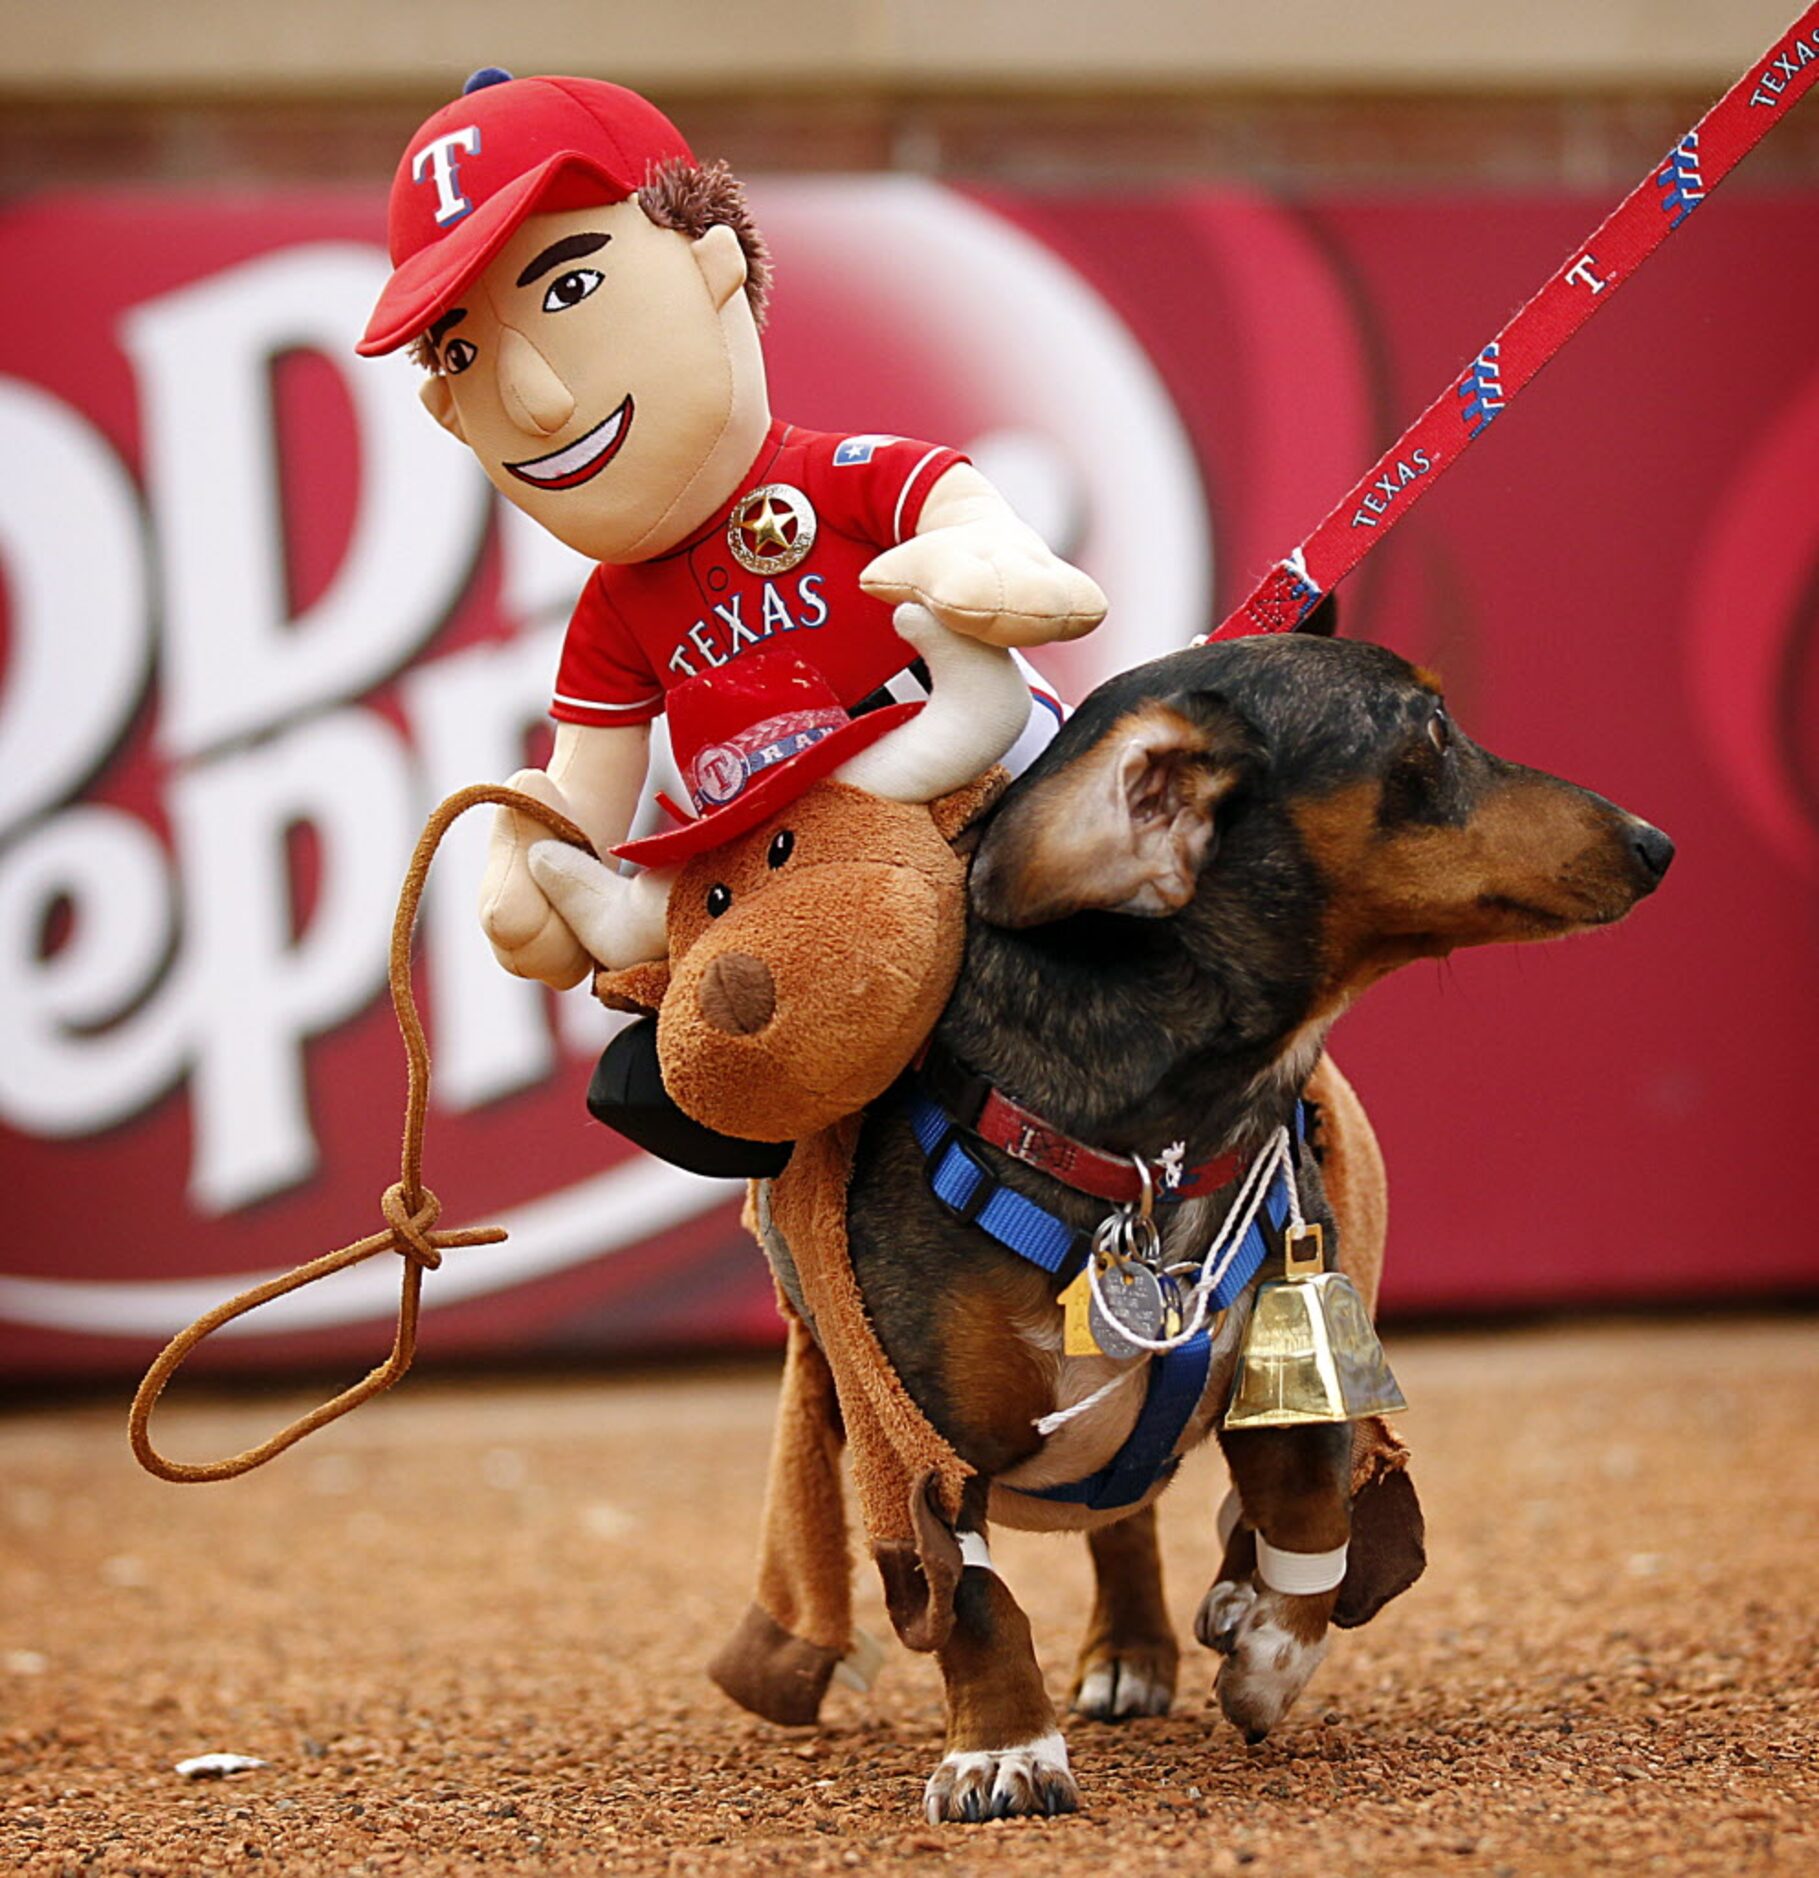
908,1085,1309,1512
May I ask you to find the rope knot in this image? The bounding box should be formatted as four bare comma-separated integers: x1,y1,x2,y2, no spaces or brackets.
128,783,579,1485
381,1181,444,1270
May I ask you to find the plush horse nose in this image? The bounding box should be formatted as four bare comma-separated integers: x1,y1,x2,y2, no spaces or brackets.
698,952,776,1036
495,327,575,436
1630,821,1675,885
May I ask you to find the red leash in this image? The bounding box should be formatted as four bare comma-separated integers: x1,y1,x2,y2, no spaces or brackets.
1208,1,1819,641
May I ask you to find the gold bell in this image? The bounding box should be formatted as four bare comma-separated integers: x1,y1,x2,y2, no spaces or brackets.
1223,1223,1408,1430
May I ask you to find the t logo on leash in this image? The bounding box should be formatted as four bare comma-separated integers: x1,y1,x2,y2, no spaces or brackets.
1208,0,1819,646
1563,253,1610,296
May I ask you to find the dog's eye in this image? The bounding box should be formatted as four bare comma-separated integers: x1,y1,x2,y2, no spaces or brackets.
1427,708,1450,754
767,830,795,869
706,883,733,919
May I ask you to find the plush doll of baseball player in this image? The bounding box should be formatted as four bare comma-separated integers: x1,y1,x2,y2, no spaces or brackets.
358,70,1102,1047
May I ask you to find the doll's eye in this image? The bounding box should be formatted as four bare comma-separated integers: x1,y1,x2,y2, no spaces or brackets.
767,831,795,869
542,268,603,313
1427,707,1451,754
706,883,733,919
443,337,477,375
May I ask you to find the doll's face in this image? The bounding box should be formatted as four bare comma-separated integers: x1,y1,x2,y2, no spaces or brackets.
420,199,766,564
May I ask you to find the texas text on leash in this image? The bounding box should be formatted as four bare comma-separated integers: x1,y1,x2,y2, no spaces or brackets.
557,603,1674,1822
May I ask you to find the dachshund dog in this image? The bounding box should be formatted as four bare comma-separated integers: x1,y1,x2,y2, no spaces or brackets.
547,612,1672,1822
839,620,1672,1818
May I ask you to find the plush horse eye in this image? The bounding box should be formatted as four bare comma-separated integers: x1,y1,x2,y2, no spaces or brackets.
706,883,733,918
767,830,795,869
1427,708,1450,754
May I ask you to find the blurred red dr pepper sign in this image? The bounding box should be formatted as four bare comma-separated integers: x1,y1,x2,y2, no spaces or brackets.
0,244,490,1210
0,184,1216,1362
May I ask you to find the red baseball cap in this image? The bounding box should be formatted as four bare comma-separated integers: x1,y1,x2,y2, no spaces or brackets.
357,68,694,358
614,650,919,868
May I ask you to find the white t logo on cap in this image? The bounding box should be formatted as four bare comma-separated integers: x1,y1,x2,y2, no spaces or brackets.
411,126,483,227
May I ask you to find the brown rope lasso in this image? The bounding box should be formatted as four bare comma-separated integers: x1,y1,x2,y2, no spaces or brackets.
128,784,594,1484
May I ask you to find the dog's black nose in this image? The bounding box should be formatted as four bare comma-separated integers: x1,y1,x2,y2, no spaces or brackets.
1631,822,1675,883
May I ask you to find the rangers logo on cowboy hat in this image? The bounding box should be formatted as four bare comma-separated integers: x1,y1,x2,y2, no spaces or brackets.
614,649,919,868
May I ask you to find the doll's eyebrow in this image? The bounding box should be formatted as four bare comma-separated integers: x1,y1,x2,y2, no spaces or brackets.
426,307,467,348
516,232,611,288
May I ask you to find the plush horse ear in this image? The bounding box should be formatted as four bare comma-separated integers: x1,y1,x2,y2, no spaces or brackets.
969,695,1255,928
1296,593,1340,638
929,765,1011,848
593,958,673,1015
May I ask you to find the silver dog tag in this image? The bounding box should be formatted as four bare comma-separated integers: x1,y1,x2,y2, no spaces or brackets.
1089,1262,1165,1359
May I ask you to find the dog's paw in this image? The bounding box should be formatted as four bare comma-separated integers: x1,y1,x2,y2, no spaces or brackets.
1212,1588,1328,1744
1193,1577,1257,1655
922,1733,1079,1823
1071,1643,1177,1720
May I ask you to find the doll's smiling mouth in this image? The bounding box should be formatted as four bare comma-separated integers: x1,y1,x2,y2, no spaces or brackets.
506,397,634,490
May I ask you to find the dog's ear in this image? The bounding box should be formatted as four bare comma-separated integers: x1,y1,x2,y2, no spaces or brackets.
1296,593,1340,638
970,695,1254,928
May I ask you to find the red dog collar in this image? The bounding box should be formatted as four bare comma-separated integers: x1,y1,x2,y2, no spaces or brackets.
918,1046,1242,1207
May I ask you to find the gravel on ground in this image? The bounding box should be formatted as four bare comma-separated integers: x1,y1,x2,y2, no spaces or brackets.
2,1316,1814,1877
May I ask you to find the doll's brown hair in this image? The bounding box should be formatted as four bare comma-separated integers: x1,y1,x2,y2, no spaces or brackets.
638,158,772,327
411,157,770,370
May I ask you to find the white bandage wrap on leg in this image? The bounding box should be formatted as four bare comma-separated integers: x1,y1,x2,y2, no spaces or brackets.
957,1529,997,1576
831,1626,886,1694
1255,1534,1349,1596
1216,1488,1244,1547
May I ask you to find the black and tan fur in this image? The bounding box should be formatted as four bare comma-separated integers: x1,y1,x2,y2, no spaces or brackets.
838,623,1672,1818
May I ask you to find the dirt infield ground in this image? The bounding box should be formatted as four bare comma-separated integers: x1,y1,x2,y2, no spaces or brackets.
3,1317,1815,1877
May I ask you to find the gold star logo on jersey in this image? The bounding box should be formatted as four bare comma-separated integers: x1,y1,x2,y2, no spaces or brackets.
728,482,817,575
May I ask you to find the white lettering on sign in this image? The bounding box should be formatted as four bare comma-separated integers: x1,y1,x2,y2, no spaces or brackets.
169,709,417,1210
402,624,571,1111
0,241,547,1215
0,805,188,1136
0,711,414,1211
410,126,483,225
0,380,150,837
121,244,490,760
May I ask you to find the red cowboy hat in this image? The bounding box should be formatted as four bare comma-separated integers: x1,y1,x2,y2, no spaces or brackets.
357,68,694,359
613,650,919,868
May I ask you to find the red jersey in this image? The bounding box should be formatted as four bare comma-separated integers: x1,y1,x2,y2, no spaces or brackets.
550,421,967,729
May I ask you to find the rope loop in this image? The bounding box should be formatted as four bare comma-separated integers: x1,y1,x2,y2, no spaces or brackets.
127,783,594,1485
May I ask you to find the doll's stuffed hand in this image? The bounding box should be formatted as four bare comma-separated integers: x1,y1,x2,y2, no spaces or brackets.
526,843,673,973
860,516,1106,649
478,770,595,990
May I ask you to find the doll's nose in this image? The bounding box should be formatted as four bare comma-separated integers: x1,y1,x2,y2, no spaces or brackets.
495,327,576,436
